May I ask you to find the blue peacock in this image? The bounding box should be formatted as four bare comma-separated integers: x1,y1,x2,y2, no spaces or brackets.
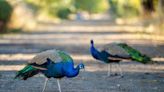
90,40,153,77
15,49,85,92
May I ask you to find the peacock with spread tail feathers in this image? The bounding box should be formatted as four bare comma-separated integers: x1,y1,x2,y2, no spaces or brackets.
90,40,153,77
15,49,85,92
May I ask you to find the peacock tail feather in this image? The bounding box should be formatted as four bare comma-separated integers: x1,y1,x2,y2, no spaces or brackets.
15,65,39,80
117,43,152,64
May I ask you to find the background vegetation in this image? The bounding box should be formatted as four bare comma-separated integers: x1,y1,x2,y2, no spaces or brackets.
75,0,109,14
0,0,13,33
0,0,163,33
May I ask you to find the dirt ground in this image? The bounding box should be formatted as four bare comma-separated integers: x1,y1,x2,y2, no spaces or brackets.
0,20,164,92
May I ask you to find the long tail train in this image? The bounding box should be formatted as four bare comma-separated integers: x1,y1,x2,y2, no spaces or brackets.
15,65,40,80
117,43,153,64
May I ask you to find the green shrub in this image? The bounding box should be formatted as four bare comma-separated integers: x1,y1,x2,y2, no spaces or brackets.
57,8,71,19
25,0,73,19
75,0,109,13
0,0,13,32
109,0,141,18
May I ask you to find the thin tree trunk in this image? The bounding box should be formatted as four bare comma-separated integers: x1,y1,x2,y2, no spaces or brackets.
158,0,164,22
0,21,5,32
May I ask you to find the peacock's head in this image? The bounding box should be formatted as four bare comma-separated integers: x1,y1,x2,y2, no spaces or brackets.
90,39,94,45
78,63,85,69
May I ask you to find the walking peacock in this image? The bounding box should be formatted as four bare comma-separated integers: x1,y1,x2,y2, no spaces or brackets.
90,40,153,77
15,49,85,92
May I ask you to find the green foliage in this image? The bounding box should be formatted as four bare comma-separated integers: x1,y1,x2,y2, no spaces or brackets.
0,0,13,22
153,0,159,11
109,0,141,17
75,0,109,13
0,0,13,32
7,28,22,33
24,0,109,18
25,0,73,19
57,8,71,19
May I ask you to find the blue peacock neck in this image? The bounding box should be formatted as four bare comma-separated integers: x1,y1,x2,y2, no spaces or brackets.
90,41,95,50
66,64,80,78
90,41,99,54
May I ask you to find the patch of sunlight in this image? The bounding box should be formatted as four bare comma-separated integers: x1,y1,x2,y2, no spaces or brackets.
0,54,34,61
153,57,164,62
1,54,163,63
37,25,145,32
0,65,25,71
0,34,164,45
0,53,163,72
0,54,93,61
0,63,163,72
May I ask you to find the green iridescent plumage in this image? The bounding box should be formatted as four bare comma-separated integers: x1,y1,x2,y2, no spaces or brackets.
117,43,152,64
58,51,73,62
15,65,39,80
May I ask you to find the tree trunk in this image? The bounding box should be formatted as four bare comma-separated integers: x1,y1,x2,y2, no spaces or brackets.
158,0,164,22
0,21,5,32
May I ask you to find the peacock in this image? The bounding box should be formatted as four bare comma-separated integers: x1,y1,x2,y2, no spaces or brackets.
15,49,85,92
90,40,153,77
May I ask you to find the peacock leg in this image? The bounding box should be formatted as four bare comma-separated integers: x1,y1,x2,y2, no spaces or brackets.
84,67,86,72
117,63,123,77
57,79,61,92
107,64,111,76
42,78,49,92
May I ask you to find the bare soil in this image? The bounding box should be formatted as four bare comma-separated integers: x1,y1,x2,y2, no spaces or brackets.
0,20,164,92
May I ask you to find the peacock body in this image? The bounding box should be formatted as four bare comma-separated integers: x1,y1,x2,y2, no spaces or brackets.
90,40,129,64
90,40,152,77
15,49,84,92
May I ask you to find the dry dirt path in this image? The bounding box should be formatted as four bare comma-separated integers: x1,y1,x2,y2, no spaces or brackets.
0,20,164,92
